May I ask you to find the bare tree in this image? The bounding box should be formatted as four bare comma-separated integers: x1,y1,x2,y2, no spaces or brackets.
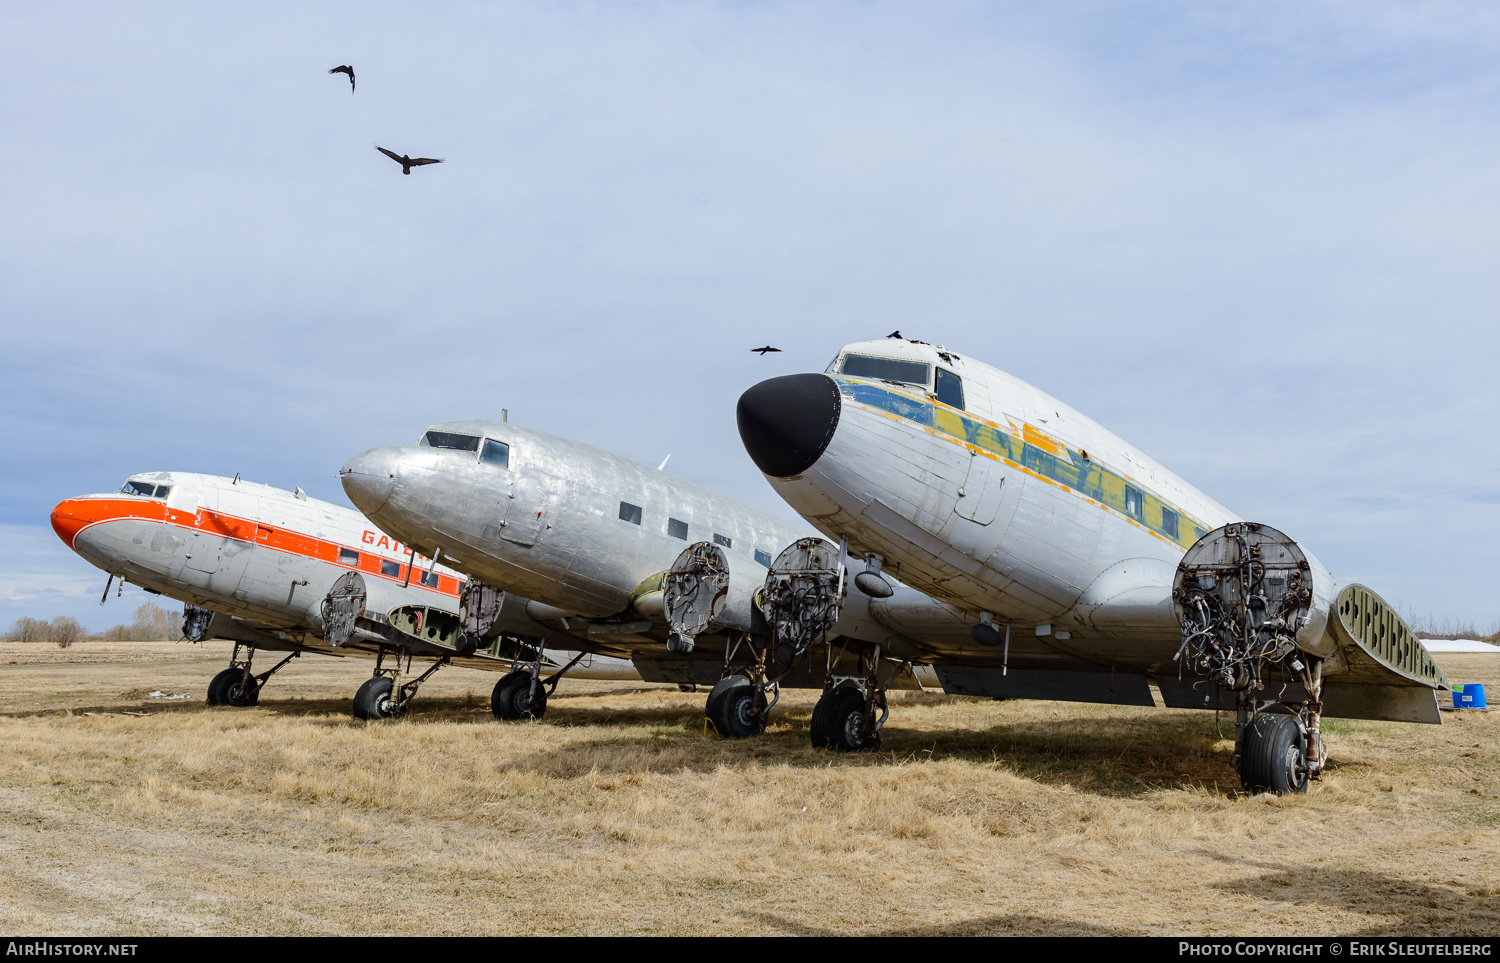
5,617,52,643
128,602,181,641
50,616,83,649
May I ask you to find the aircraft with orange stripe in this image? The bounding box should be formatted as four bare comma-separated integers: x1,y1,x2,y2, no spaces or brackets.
50,471,642,718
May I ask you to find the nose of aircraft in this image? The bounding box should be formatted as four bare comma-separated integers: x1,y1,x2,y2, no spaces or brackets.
50,498,92,548
736,373,842,478
339,448,401,515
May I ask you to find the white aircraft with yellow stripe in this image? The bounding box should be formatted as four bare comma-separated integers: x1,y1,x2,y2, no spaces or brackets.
51,472,642,718
737,336,1446,793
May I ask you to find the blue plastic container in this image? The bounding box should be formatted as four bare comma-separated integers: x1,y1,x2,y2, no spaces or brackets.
1452,684,1487,709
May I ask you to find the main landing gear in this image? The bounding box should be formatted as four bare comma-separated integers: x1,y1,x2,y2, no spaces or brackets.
704,633,779,738
809,643,888,753
206,643,300,708
491,641,587,722
352,647,450,721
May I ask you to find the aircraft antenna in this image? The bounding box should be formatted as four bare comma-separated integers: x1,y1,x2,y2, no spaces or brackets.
657,454,671,471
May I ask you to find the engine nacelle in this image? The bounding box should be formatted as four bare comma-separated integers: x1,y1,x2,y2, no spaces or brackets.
320,571,367,647
663,542,764,651
1171,522,1337,689
459,580,505,642
760,537,846,666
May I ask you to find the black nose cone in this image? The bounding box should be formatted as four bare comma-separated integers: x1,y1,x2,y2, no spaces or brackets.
737,374,842,478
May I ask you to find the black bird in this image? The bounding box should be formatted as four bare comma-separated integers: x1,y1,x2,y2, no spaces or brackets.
887,330,902,339
329,65,355,93
752,346,781,355
376,146,444,175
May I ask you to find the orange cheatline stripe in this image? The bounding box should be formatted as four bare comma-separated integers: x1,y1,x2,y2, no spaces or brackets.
50,497,461,599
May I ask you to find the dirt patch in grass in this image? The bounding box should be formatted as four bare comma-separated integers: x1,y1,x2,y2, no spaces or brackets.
0,644,1497,935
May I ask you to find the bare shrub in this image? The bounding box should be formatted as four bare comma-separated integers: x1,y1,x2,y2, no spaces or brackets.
50,616,83,649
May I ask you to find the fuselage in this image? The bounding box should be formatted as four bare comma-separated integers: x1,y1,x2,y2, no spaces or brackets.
341,422,816,620
340,422,996,673
738,338,1337,670
52,472,465,631
50,471,642,678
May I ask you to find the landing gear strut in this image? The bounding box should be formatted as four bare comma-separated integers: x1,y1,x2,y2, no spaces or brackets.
704,633,778,738
809,643,887,752
207,644,299,708
353,648,450,720
1233,656,1323,795
491,642,586,721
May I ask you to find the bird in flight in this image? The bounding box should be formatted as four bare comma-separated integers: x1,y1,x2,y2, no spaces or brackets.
376,146,444,175
752,346,781,355
886,330,902,339
328,65,355,93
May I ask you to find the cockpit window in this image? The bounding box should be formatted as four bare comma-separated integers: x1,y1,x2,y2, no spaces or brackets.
480,439,510,469
839,354,931,386
934,368,964,410
120,481,169,499
420,431,481,452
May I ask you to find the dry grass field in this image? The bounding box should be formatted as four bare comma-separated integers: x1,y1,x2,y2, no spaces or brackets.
1,639,1498,936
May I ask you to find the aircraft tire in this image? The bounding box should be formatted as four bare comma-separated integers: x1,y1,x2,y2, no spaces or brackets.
207,668,239,706
809,688,839,748
704,674,765,739
490,672,527,720
825,686,880,753
353,676,400,721
225,674,259,708
492,671,547,721
1239,714,1307,795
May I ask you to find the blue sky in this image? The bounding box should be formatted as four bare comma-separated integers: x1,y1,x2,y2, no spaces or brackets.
2,2,1497,631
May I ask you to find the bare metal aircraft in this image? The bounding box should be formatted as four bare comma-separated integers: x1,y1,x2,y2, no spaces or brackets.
736,337,1447,793
51,472,641,718
340,423,957,745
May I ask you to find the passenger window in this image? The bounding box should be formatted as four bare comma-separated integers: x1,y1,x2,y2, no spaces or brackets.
934,368,964,410
667,518,689,540
420,431,481,452
381,560,401,578
421,570,440,588
619,502,643,525
754,550,772,567
1161,508,1179,539
480,439,510,468
1192,526,1207,543
1124,487,1143,519
713,533,732,549
340,548,360,566
839,354,931,386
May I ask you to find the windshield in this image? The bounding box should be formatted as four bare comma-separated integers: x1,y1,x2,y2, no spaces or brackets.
839,354,931,386
119,481,169,499
419,431,481,452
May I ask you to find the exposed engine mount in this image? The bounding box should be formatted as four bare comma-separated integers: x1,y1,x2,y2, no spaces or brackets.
320,572,367,647
760,537,846,667
182,604,214,643
1172,522,1334,792
458,580,505,654
663,541,761,652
